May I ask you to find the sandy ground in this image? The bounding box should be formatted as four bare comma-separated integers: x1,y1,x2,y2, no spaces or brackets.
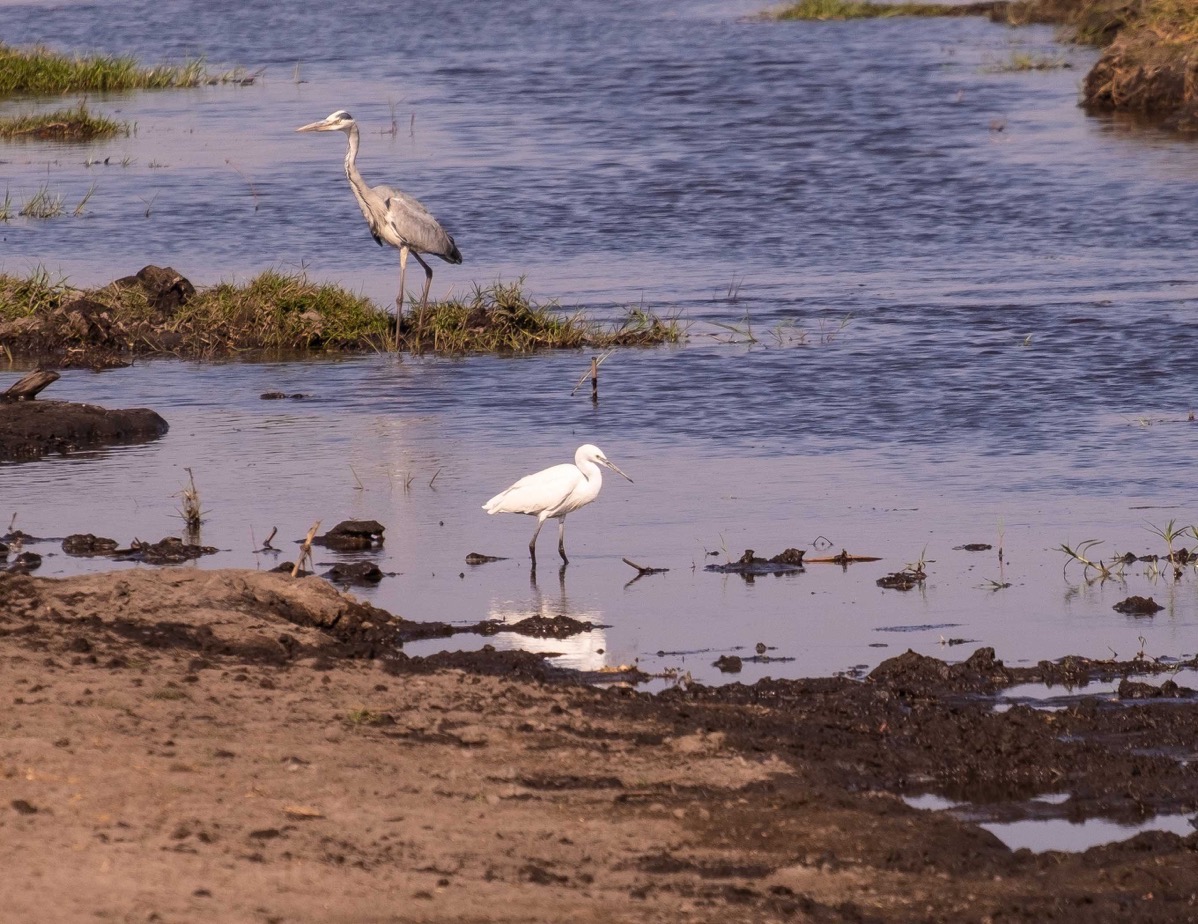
3,567,1198,923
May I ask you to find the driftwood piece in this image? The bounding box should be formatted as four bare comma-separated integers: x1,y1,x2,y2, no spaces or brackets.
622,558,668,575
3,370,60,401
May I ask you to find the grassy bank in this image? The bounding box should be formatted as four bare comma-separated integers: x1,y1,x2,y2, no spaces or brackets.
0,43,210,95
0,268,682,361
0,101,127,141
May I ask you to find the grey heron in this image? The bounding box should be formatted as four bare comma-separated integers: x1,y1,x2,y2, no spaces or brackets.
483,445,633,566
296,109,462,348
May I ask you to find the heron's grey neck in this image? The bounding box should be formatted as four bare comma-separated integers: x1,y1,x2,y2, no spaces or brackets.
343,123,369,199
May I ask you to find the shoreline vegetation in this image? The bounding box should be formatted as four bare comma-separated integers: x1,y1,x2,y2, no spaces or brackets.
0,266,682,361
771,0,1198,128
0,42,256,142
0,42,251,95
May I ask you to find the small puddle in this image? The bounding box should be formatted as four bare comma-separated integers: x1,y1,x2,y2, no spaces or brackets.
905,792,1195,852
979,814,1196,854
994,670,1198,712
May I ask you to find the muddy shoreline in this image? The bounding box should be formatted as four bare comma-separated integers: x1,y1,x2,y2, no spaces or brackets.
3,566,1197,922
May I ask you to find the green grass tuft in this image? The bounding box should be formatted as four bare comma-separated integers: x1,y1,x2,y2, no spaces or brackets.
399,280,683,354
0,270,683,360
0,101,128,141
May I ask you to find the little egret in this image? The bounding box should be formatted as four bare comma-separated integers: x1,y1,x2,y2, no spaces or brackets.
483,444,633,565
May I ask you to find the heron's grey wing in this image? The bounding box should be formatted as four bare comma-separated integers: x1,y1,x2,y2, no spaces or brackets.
374,184,461,262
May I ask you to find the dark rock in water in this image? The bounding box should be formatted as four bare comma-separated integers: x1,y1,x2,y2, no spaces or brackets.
62,534,119,557
112,265,195,315
465,552,506,565
8,551,42,573
113,537,217,565
1113,595,1164,616
704,548,805,575
714,655,743,673
325,561,384,584
953,543,993,552
313,520,385,550
0,399,169,462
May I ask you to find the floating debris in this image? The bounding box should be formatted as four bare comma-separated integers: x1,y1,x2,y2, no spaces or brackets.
805,549,881,564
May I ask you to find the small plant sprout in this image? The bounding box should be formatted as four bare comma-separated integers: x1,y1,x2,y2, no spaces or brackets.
1057,539,1118,581
906,546,931,578
72,181,97,216
1146,519,1191,579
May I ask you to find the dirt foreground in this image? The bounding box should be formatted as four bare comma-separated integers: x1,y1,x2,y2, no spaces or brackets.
3,568,1198,923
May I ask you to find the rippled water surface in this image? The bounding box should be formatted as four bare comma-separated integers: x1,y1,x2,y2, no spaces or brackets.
5,0,1198,686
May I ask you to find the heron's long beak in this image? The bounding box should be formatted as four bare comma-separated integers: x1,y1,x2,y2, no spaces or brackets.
600,458,633,484
295,119,332,133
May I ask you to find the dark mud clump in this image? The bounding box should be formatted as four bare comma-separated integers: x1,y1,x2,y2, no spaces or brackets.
113,537,218,565
1113,594,1164,615
324,561,384,584
313,520,385,551
62,534,120,557
876,567,927,590
479,613,602,639
0,399,168,461
704,548,805,576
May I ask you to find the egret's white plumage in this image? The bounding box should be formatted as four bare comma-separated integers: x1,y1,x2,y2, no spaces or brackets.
483,444,633,565
295,109,461,348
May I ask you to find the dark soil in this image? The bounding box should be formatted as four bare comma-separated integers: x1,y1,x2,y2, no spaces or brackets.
3,567,1198,921
0,398,168,461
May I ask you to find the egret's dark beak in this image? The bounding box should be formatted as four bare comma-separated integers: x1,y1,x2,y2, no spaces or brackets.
295,119,332,133
601,458,633,484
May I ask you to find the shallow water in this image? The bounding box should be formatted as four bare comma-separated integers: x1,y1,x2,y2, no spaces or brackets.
5,1,1198,687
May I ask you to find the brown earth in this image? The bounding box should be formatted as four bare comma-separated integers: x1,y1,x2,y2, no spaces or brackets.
3,567,1198,923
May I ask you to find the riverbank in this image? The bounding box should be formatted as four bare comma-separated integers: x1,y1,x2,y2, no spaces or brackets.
3,567,1198,922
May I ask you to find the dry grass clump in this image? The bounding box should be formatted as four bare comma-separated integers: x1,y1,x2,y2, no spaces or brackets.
399,280,682,354
774,0,991,19
1079,0,1198,120
0,269,682,361
0,101,128,141
0,43,210,95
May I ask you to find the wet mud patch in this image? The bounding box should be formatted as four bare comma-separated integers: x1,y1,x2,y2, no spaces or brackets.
7,568,1198,920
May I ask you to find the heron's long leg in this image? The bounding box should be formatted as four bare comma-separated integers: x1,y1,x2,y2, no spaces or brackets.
557,518,568,564
395,246,410,351
412,251,434,327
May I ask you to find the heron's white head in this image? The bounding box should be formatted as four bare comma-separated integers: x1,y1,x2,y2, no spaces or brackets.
295,110,356,134
576,444,634,483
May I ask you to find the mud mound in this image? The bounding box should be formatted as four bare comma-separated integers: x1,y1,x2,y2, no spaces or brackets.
0,399,168,461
